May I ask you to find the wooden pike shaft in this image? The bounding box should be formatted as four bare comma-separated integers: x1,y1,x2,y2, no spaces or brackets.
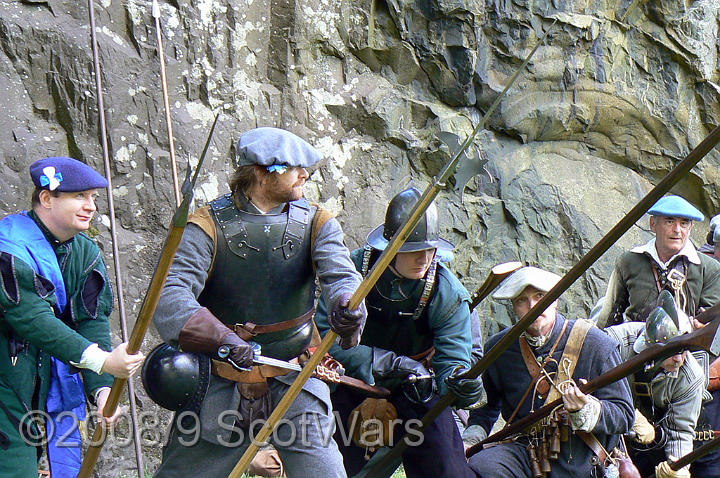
78,114,218,478
152,0,181,207
86,0,144,474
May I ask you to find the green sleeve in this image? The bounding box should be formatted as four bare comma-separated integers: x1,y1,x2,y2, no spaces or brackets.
67,240,115,395
699,254,720,310
0,253,91,364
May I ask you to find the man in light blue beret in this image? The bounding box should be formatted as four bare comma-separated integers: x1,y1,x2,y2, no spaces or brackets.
595,194,720,328
151,127,366,478
0,156,144,477
594,194,720,478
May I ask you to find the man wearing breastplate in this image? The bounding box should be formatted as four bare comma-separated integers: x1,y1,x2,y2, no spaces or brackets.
315,187,484,478
151,127,366,478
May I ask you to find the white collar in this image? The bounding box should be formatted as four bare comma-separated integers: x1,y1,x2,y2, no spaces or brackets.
630,238,701,269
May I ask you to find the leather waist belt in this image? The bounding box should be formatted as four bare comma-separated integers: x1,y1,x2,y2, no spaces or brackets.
211,359,294,384
233,308,315,341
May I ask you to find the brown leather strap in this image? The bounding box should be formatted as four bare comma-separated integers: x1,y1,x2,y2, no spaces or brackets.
544,319,594,405
233,307,315,341
211,359,291,383
577,430,609,464
508,321,569,425
519,339,550,397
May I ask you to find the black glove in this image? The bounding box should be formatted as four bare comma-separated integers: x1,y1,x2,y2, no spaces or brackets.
178,307,254,369
329,292,367,349
372,348,429,384
445,366,484,408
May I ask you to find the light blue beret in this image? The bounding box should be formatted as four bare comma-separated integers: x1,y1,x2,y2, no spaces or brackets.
237,127,321,168
647,195,704,222
30,157,108,192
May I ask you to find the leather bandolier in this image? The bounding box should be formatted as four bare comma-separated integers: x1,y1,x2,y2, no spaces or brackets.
198,193,316,361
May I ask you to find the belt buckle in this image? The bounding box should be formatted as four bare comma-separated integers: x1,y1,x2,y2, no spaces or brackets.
633,382,652,397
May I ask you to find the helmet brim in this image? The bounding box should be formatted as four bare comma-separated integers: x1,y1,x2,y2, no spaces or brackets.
366,224,455,253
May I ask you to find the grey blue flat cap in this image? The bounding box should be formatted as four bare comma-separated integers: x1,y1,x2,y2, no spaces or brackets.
647,195,704,222
237,127,321,168
492,266,561,300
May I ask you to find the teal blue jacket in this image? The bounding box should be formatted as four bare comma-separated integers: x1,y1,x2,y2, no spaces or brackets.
315,248,473,395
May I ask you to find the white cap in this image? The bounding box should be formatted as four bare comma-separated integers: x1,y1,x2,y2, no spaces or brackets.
492,266,561,300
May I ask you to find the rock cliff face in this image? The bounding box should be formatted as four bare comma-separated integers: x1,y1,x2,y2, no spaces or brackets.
1,0,719,474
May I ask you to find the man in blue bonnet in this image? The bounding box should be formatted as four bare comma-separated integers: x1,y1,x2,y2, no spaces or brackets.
0,156,144,477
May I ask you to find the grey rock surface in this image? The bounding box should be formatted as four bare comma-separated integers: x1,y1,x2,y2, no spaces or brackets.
1,0,719,474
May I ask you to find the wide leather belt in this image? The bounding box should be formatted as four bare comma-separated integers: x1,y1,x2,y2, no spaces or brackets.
233,308,315,341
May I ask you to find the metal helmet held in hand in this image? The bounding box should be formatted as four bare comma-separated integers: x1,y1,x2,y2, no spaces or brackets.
141,343,211,411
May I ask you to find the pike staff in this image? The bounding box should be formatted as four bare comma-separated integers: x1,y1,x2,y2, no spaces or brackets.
86,1,143,475
78,114,220,478
152,0,182,207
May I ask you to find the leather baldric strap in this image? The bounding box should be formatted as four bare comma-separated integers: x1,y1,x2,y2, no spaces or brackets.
233,307,315,341
517,321,569,400
507,320,569,426
544,319,593,405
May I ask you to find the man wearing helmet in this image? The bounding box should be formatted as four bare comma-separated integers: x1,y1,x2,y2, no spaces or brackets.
314,187,483,478
605,293,705,478
150,127,366,478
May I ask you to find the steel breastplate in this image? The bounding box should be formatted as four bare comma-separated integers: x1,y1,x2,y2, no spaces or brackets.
198,194,316,360
361,267,434,356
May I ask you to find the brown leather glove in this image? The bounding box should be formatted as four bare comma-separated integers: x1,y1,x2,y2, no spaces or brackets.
329,292,366,349
179,307,254,369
